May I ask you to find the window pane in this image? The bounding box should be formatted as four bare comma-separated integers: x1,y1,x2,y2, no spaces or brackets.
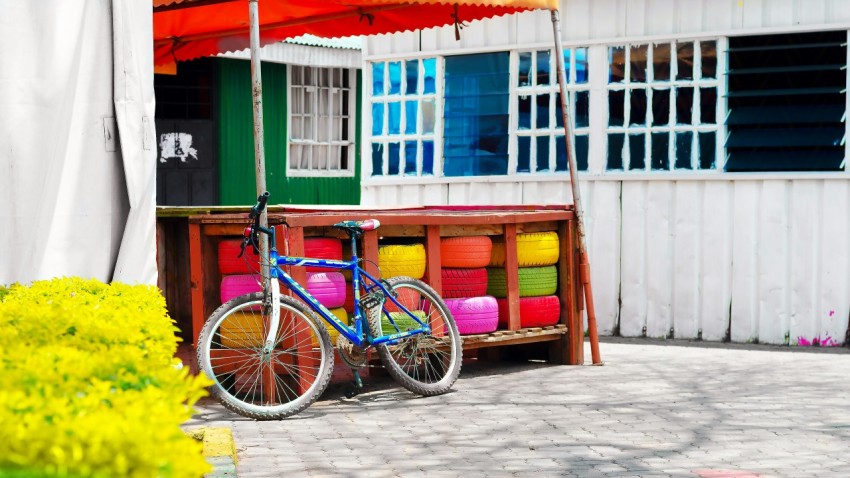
700,87,716,124
371,143,383,176
609,90,625,126
607,133,625,170
629,134,645,170
388,102,401,134
517,136,531,172
388,61,402,94
575,48,589,84
554,135,589,171
610,47,626,83
576,135,589,170
405,101,418,134
630,89,647,126
518,95,531,130
675,132,693,169
676,42,694,80
651,132,670,170
676,87,694,125
698,132,716,169
371,103,384,136
518,52,532,87
422,99,436,134
575,91,590,128
631,45,648,82
388,142,401,175
701,41,717,79
653,44,671,81
536,136,550,172
404,141,417,175
372,63,385,96
536,94,550,129
423,58,437,94
652,88,670,126
405,60,419,94
537,50,551,85
422,140,434,175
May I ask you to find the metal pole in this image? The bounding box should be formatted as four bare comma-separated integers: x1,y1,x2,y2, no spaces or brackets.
551,9,602,365
249,0,270,287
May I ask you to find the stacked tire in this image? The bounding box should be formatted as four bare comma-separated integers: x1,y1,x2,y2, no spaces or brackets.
487,232,561,329
440,236,498,335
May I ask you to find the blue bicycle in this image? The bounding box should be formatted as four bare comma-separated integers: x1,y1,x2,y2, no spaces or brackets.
197,192,462,420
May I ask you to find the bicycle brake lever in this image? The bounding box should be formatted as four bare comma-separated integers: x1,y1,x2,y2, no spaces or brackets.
238,237,248,258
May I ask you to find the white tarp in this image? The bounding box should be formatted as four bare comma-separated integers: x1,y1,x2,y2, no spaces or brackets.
0,0,157,286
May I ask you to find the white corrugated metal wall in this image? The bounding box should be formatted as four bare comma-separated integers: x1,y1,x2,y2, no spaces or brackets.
361,0,850,344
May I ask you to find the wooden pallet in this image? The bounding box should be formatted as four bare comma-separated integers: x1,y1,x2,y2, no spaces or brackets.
461,324,567,350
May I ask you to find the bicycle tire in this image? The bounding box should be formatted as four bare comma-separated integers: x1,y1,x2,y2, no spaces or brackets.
197,292,334,420
369,277,462,396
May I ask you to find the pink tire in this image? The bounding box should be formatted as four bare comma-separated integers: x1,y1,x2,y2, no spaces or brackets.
495,295,560,329
445,296,499,335
304,237,343,272
305,272,346,309
218,240,259,275
441,268,488,299
220,274,262,304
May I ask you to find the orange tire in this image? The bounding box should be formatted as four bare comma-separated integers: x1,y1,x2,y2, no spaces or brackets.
440,236,492,268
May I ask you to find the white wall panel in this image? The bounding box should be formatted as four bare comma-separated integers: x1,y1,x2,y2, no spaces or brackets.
672,182,700,339
585,181,621,335
730,181,760,342
818,180,850,344
756,180,790,344
699,182,733,341
644,181,674,338
619,182,648,337
789,180,819,344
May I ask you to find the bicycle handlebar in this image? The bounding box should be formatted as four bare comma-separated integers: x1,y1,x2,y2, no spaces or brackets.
249,192,270,220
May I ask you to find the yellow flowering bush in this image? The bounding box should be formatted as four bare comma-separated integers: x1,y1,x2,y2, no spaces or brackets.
0,278,212,478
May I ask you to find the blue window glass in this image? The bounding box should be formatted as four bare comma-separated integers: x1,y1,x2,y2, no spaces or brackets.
555,135,589,171
536,136,550,171
423,59,436,94
443,52,510,177
518,52,532,87
575,91,589,128
388,142,401,175
388,102,401,134
699,132,716,169
536,94,550,129
405,60,419,95
609,47,626,83
609,90,625,127
675,132,693,169
422,140,434,175
629,135,646,170
608,133,625,170
372,63,385,96
371,143,384,176
555,136,566,172
422,99,436,134
651,132,670,170
371,103,384,136
405,101,418,134
517,136,531,172
404,141,417,175
536,50,551,85
389,61,402,94
575,48,589,83
518,95,531,130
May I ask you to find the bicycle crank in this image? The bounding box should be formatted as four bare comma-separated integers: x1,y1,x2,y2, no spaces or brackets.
336,335,369,368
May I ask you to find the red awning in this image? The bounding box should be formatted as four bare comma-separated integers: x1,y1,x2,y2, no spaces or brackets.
153,0,557,67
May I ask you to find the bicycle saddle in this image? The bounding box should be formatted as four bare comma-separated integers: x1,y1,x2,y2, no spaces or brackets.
332,219,381,234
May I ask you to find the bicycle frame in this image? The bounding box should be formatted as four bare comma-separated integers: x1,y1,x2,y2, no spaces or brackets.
256,225,431,349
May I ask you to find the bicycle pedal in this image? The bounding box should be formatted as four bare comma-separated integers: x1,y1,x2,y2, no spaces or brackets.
359,291,385,310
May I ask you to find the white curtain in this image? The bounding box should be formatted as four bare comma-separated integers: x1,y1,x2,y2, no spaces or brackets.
0,0,157,285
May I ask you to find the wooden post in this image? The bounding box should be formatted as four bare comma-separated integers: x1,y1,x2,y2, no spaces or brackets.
566,218,584,365
550,219,572,364
424,225,443,295
362,230,380,279
188,222,205,348
503,224,521,331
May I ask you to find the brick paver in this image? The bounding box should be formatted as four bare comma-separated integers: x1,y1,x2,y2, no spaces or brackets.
186,339,850,477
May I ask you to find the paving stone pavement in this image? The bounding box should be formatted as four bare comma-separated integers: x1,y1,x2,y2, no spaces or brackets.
186,339,850,477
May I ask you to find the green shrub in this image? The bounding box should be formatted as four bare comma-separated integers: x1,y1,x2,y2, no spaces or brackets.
0,278,212,478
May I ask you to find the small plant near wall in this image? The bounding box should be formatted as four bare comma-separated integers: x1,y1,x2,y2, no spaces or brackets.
0,278,212,478
796,310,844,347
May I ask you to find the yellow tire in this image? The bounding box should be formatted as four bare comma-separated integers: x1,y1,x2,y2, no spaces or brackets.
489,232,559,267
313,307,348,348
379,244,426,279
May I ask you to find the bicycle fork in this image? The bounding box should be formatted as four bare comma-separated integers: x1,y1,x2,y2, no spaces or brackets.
262,278,282,354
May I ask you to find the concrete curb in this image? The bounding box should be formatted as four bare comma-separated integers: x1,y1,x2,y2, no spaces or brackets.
187,427,237,477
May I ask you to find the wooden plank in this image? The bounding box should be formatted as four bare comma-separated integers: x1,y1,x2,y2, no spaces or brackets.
789,180,819,345
699,182,733,341
672,181,700,339
463,333,562,350
379,225,425,237
730,181,760,342
362,230,381,280
516,221,559,234
557,220,574,365
156,220,167,293
503,224,521,331
439,224,503,237
620,182,648,337
424,225,443,295
204,224,251,236
757,180,790,344
188,222,205,348
645,182,674,339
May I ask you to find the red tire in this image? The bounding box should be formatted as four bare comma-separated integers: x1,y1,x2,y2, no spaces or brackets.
305,272,346,308
495,295,560,329
218,240,259,275
304,237,343,272
343,282,355,313
445,296,498,335
440,236,492,268
441,268,488,299
220,274,262,304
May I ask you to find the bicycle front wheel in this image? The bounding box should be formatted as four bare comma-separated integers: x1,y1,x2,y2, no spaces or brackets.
370,277,462,396
197,292,334,420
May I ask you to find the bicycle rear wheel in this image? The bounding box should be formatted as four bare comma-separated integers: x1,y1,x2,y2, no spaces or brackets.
197,292,334,420
369,277,462,396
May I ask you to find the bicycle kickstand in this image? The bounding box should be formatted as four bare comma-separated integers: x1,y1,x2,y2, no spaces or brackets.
344,369,364,398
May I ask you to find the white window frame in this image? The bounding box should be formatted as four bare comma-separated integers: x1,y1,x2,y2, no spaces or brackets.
367,57,443,178
604,38,724,173
510,47,591,175
286,65,357,178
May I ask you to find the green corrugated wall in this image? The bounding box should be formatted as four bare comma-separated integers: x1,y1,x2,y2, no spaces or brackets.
216,59,361,206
